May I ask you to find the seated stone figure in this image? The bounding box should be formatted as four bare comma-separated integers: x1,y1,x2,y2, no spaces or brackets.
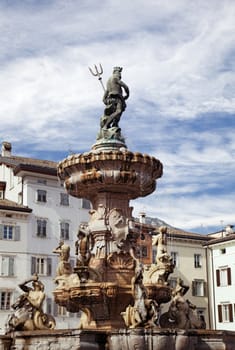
5,275,55,332
159,278,206,329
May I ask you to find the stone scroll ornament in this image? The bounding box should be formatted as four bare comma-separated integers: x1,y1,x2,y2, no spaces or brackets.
89,65,129,140
5,275,56,332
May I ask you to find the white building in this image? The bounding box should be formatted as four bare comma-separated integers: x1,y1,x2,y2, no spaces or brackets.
152,226,210,327
205,230,235,330
0,142,90,331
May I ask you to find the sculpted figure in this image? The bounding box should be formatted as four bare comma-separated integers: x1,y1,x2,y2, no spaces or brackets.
108,208,129,245
6,275,55,332
159,278,206,329
122,262,159,328
101,67,129,130
53,240,72,277
152,226,172,265
75,224,91,266
149,226,174,284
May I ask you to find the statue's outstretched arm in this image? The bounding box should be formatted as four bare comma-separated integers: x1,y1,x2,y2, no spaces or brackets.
18,275,37,293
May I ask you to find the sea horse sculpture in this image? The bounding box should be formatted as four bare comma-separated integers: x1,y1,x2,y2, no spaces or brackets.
5,275,55,332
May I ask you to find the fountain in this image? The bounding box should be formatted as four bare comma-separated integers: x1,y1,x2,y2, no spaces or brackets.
2,66,235,350
55,66,169,330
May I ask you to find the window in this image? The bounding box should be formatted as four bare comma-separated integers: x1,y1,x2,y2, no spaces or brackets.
0,291,12,310
0,225,20,241
31,256,52,276
82,198,91,209
218,304,233,323
37,219,47,237
169,278,177,289
60,193,69,206
216,267,232,287
136,245,148,259
194,254,202,268
37,189,47,202
192,280,206,297
57,305,68,317
152,249,157,263
60,222,69,240
4,225,13,240
171,251,178,267
1,256,15,276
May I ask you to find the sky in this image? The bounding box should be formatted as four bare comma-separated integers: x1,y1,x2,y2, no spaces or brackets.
0,0,235,234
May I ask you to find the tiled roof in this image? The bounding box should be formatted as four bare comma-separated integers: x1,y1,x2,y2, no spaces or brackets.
0,155,57,176
166,227,211,241
0,155,57,168
203,234,235,246
0,198,32,212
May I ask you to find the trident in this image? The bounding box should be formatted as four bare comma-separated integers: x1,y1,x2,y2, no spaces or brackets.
88,63,105,92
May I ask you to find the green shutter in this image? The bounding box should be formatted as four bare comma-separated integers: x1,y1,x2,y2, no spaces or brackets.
218,305,222,322
216,269,220,286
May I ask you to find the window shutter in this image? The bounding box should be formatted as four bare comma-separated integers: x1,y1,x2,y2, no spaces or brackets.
47,258,52,276
14,226,21,241
192,281,196,296
46,297,52,315
9,257,14,276
0,225,3,239
31,257,36,275
229,304,233,322
216,269,220,286
53,302,58,317
227,268,232,285
218,305,222,322
203,281,207,297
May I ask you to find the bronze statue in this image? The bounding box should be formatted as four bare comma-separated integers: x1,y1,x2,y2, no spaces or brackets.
101,67,129,130
6,275,55,332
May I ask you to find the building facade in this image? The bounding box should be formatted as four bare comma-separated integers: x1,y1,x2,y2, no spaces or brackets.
0,142,90,331
205,231,235,331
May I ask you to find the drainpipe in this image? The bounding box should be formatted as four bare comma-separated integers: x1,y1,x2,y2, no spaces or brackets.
206,246,216,329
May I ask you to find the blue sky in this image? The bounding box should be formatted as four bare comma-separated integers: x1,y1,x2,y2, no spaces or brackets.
0,0,235,233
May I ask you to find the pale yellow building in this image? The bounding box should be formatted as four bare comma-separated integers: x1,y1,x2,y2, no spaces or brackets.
152,226,211,327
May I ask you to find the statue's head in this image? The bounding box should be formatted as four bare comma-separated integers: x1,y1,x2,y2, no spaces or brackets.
33,280,44,291
113,66,122,73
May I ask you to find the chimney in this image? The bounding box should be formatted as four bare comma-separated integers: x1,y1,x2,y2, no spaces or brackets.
1,142,12,157
225,225,234,235
139,212,146,224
